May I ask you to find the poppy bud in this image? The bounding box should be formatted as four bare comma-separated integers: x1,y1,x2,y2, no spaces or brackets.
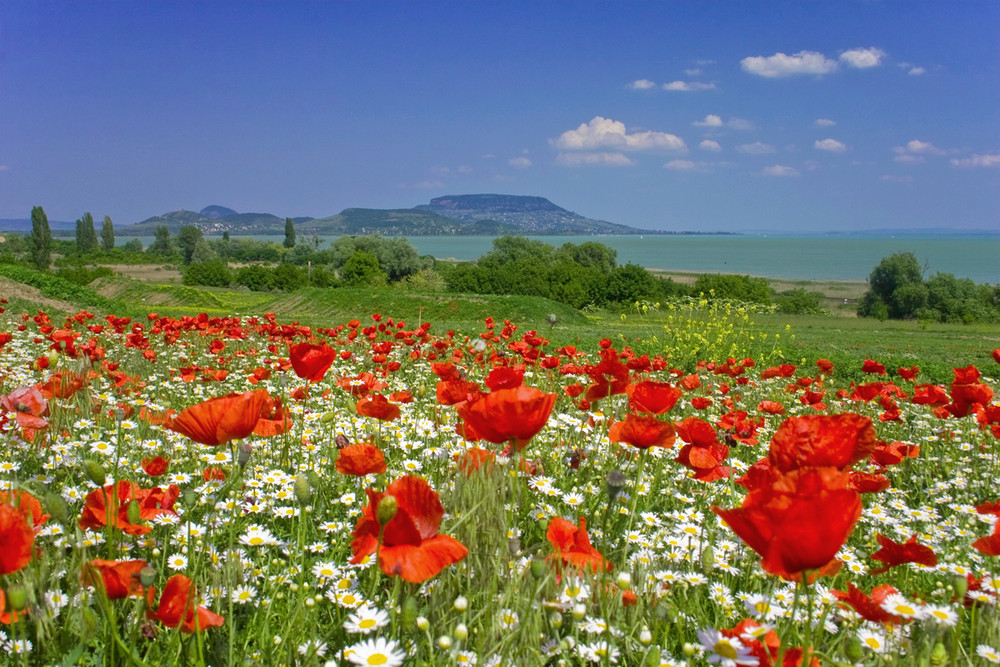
83,459,106,486
606,470,627,503
700,545,715,574
126,499,142,525
321,411,337,424
376,495,398,526
530,559,547,580
238,441,253,467
294,474,312,505
401,596,418,630
81,606,100,636
953,575,968,600
44,491,71,526
645,647,661,666
5,585,29,611
139,566,157,588
305,470,321,490
183,491,199,509
845,637,865,662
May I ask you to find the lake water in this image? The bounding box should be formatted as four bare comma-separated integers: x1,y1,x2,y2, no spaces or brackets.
117,234,1000,283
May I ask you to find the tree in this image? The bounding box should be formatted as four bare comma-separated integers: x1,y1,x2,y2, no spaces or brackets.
341,250,387,286
176,225,204,265
30,205,52,271
284,218,296,249
76,212,99,254
101,216,115,251
147,226,177,257
859,252,923,319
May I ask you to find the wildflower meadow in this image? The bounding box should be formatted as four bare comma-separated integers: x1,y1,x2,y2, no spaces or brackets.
0,304,998,666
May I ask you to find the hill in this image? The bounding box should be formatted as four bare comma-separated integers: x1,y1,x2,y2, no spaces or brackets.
298,207,523,236
416,194,641,234
126,209,314,234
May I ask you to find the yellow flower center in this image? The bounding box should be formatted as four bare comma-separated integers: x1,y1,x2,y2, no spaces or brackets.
714,640,738,660
367,654,388,665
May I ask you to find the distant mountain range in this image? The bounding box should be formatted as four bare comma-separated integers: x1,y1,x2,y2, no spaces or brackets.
120,194,662,236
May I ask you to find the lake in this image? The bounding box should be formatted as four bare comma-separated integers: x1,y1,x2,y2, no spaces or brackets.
116,234,1000,283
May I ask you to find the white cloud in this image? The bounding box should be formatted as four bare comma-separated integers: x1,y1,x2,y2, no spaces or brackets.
693,114,723,127
699,139,722,152
950,153,1000,168
814,118,836,128
839,47,886,69
815,138,847,153
684,68,701,76
894,139,947,156
553,116,686,152
556,152,636,167
908,66,926,76
627,79,657,90
508,157,532,169
738,141,776,155
664,159,709,172
893,154,925,164
727,117,754,131
663,80,716,91
881,174,914,183
740,50,838,78
763,165,801,177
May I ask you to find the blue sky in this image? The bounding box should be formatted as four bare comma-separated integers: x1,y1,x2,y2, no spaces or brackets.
1,1,998,232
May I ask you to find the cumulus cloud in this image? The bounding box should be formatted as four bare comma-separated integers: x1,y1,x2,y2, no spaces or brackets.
693,114,723,127
839,47,886,69
663,80,716,91
556,152,636,167
950,153,1000,168
553,116,686,152
908,66,926,76
763,165,801,177
699,139,722,152
815,138,847,153
664,160,706,172
814,118,836,128
508,157,532,169
893,139,947,156
627,79,657,90
740,50,838,78
738,141,776,155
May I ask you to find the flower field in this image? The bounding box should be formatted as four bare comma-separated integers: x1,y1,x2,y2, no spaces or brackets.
0,305,998,666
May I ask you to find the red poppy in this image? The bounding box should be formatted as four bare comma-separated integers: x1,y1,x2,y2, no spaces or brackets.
897,366,920,381
82,559,148,599
356,393,401,421
868,533,938,574
816,359,834,374
0,489,49,530
350,476,468,583
436,378,481,406
202,467,226,481
608,413,676,450
972,502,1000,556
289,341,337,382
993,349,1000,365
79,481,179,536
142,456,170,477
454,447,496,476
147,574,224,633
870,440,919,466
832,583,908,624
455,385,556,450
768,414,876,474
169,390,271,446
862,359,887,375
253,395,293,436
0,503,34,575
546,516,612,573
484,366,524,391
848,471,891,494
690,396,712,409
712,467,861,581
757,400,786,415
626,381,682,415
336,443,387,476
947,367,994,417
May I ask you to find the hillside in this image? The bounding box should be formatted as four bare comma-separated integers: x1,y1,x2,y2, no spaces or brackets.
416,194,641,234
126,209,314,234
298,208,522,236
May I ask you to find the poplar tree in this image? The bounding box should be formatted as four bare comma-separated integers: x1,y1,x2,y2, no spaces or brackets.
284,217,296,248
76,212,99,253
30,205,52,271
101,216,115,251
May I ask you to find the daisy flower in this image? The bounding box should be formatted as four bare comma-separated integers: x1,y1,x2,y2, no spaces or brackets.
231,585,257,604
344,636,406,666
696,628,757,666
344,605,390,634
857,628,888,653
977,645,1000,664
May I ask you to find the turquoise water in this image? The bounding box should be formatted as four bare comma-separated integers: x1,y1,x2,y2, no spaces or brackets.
117,234,1000,283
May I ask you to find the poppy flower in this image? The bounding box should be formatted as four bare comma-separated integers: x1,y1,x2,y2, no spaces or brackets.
0,489,49,531
626,381,682,415
436,378,481,406
168,390,271,446
142,456,170,477
712,467,861,581
147,574,224,633
993,349,1000,365
356,393,401,421
336,443,387,476
832,583,909,624
757,400,786,415
862,359,887,375
82,559,148,599
455,385,556,451
816,359,834,374
350,476,468,583
454,447,496,476
289,341,337,382
768,414,876,474
868,533,938,574
546,516,612,574
848,471,891,494
484,366,524,391
608,414,676,450
79,481,179,536
0,502,34,575
252,395,292,437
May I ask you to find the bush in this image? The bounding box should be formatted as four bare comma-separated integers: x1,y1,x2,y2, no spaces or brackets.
55,265,114,286
692,274,772,304
775,288,826,315
183,260,233,288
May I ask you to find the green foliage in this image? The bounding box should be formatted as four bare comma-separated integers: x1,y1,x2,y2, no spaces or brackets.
183,259,233,287
234,265,276,291
122,238,144,253
692,273,772,304
55,265,114,286
341,250,387,286
0,263,120,311
331,234,430,282
75,212,99,254
146,225,177,258
190,240,218,264
176,225,204,265
100,215,115,251
775,288,826,315
283,217,296,248
30,205,52,271
271,262,307,290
